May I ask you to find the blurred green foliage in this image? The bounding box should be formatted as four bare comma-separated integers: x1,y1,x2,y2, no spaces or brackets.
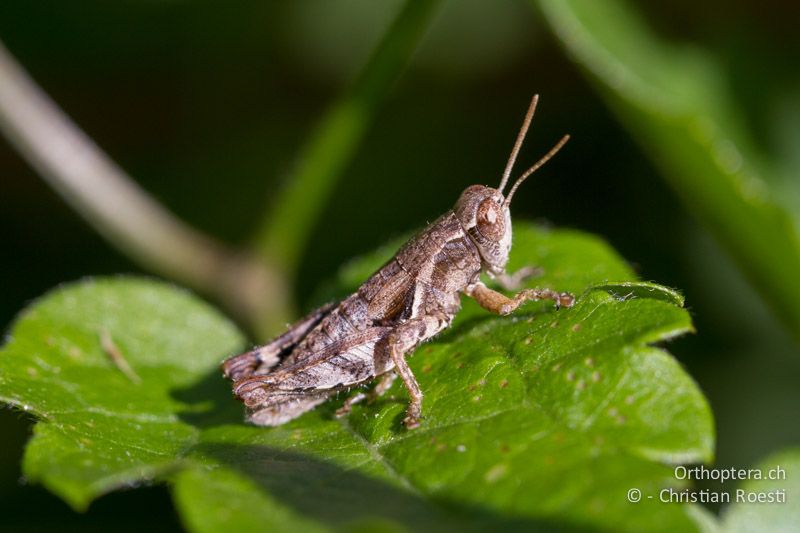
1,0,798,530
539,0,800,339
255,0,440,278
719,449,800,532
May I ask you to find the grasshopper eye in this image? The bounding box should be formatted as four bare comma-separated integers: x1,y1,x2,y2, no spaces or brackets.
477,197,505,241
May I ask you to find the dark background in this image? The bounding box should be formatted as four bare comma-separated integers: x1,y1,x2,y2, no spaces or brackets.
1,1,798,529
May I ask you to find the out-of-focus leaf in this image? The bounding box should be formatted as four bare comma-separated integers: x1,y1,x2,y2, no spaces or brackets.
1,225,713,531
720,448,799,533
537,0,800,340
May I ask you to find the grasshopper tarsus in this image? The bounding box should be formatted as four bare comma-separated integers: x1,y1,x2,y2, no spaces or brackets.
403,414,422,430
222,95,573,429
557,292,576,309
335,392,367,418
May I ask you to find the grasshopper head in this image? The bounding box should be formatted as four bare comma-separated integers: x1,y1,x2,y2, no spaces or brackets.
454,185,512,276
454,95,570,277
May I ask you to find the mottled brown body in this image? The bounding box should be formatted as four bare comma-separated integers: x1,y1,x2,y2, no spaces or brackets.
222,96,574,429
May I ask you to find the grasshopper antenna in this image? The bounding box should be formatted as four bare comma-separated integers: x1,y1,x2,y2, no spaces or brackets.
504,134,570,208
498,94,539,195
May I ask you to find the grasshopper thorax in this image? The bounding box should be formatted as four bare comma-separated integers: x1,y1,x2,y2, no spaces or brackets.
454,185,512,276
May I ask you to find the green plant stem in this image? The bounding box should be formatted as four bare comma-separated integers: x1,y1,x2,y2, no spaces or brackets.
252,0,442,278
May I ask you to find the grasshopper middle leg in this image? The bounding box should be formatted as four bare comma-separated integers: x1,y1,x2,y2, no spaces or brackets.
388,313,450,429
335,371,397,418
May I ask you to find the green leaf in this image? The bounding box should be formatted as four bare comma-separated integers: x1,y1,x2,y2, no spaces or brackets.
1,224,713,531
537,0,800,339
0,278,245,510
720,448,799,532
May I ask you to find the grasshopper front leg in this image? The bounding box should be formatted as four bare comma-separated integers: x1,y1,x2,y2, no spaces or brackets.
388,313,451,429
494,265,542,291
466,281,574,315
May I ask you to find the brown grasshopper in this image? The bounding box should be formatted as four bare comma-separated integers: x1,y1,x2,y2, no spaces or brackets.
222,95,574,429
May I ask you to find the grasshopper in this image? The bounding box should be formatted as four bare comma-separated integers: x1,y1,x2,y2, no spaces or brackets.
222,95,574,429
